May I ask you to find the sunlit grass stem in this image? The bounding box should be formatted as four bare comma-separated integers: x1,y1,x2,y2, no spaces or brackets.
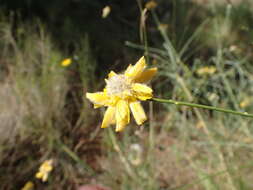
152,97,253,118
58,141,95,175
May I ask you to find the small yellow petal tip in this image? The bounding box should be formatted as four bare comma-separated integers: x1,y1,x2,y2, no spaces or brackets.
240,98,251,108
61,58,72,67
130,101,147,125
115,124,126,132
86,92,91,98
196,66,216,76
102,6,111,18
21,181,34,190
108,71,117,78
138,56,146,66
125,56,146,79
145,0,158,10
115,128,121,132
101,107,116,128
86,92,109,107
158,23,168,31
134,67,157,83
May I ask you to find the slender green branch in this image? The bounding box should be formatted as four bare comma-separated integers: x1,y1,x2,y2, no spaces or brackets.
57,141,94,175
152,97,253,118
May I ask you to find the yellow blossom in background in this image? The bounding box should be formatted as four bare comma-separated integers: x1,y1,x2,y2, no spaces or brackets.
86,56,157,132
196,120,205,129
196,66,216,76
240,98,251,108
145,0,158,10
61,58,72,67
21,181,34,190
102,6,111,18
35,159,53,182
158,23,168,32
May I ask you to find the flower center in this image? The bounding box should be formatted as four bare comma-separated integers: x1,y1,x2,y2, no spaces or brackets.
106,74,131,96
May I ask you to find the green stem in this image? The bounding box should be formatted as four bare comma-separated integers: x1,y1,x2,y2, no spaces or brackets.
152,97,253,118
58,141,94,175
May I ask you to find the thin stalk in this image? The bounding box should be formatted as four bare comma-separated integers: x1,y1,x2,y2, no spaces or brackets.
57,141,94,175
108,128,138,179
125,41,167,56
175,77,237,190
149,101,154,151
152,97,253,118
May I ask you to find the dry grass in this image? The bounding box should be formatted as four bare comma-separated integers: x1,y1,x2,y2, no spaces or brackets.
1,1,253,190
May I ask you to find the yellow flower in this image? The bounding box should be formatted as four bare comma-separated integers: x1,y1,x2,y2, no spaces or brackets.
158,23,168,32
102,6,111,18
240,98,251,108
145,0,158,10
86,56,157,132
21,181,34,190
196,66,216,76
35,159,53,182
61,58,72,67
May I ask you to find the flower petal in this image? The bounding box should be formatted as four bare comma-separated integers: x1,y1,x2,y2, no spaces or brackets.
108,70,117,78
21,181,34,190
124,64,133,74
86,92,109,108
129,101,147,125
101,106,116,128
35,172,43,179
125,56,146,79
61,58,72,67
115,100,130,132
132,83,153,100
134,67,157,83
42,173,48,182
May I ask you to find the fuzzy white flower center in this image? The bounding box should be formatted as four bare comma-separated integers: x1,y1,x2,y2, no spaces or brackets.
106,74,131,96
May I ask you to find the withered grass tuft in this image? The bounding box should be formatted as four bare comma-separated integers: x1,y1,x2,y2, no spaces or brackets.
1,1,253,190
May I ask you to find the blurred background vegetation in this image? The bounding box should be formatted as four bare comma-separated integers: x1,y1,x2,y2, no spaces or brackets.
1,0,253,189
